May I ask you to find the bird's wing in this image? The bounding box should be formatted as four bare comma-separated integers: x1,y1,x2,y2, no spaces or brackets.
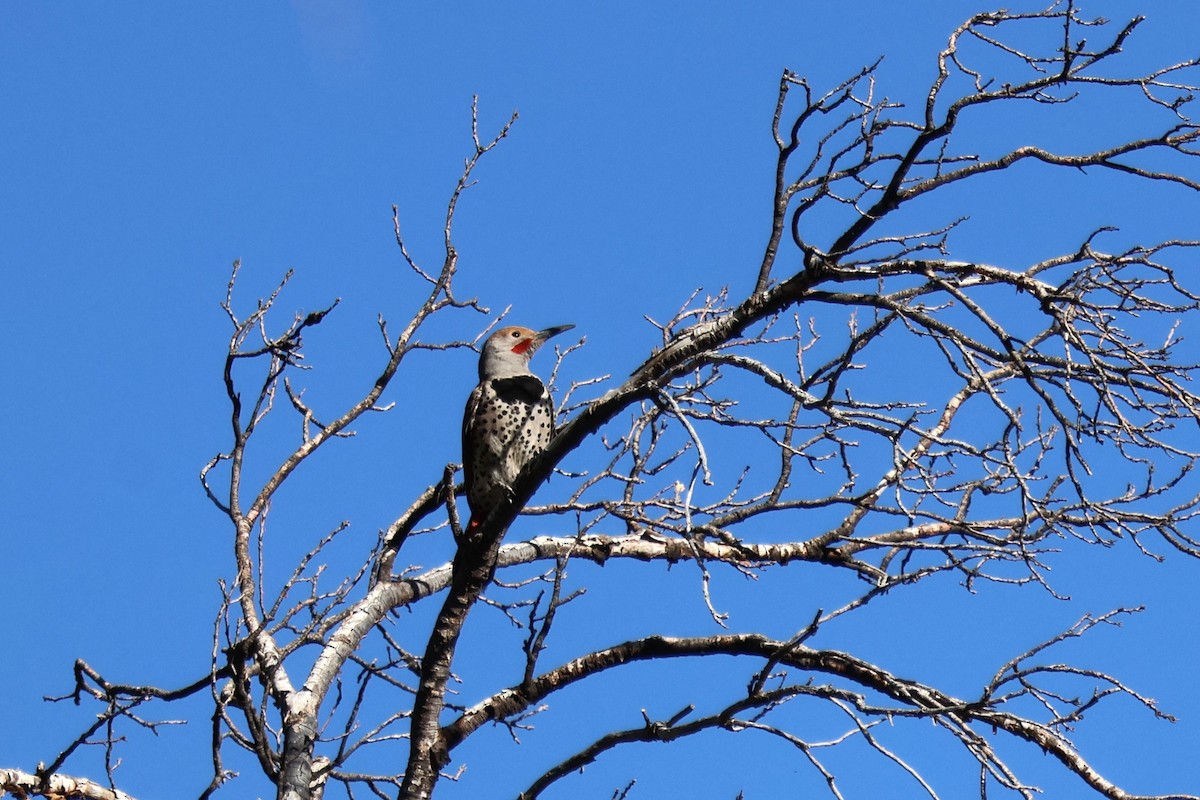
461,384,485,491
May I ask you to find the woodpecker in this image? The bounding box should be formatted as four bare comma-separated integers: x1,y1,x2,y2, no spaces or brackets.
461,324,575,534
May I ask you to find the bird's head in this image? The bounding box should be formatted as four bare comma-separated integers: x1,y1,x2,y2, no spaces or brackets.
478,324,575,380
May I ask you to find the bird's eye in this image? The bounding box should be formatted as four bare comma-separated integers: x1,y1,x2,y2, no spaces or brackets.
511,331,521,338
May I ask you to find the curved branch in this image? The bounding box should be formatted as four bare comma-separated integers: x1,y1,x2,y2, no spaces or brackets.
444,633,1196,800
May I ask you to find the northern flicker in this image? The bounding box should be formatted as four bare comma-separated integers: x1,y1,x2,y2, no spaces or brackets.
461,324,575,534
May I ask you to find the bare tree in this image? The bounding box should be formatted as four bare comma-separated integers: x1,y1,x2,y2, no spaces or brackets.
8,4,1200,800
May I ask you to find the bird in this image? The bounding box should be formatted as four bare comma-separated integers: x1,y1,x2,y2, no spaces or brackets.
461,323,575,536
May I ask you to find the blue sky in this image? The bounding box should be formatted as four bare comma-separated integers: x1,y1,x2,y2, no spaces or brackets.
3,2,1199,798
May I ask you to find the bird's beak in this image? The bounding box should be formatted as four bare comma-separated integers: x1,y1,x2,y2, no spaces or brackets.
536,324,575,343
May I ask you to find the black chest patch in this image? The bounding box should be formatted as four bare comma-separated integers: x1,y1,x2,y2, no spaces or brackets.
490,375,546,404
